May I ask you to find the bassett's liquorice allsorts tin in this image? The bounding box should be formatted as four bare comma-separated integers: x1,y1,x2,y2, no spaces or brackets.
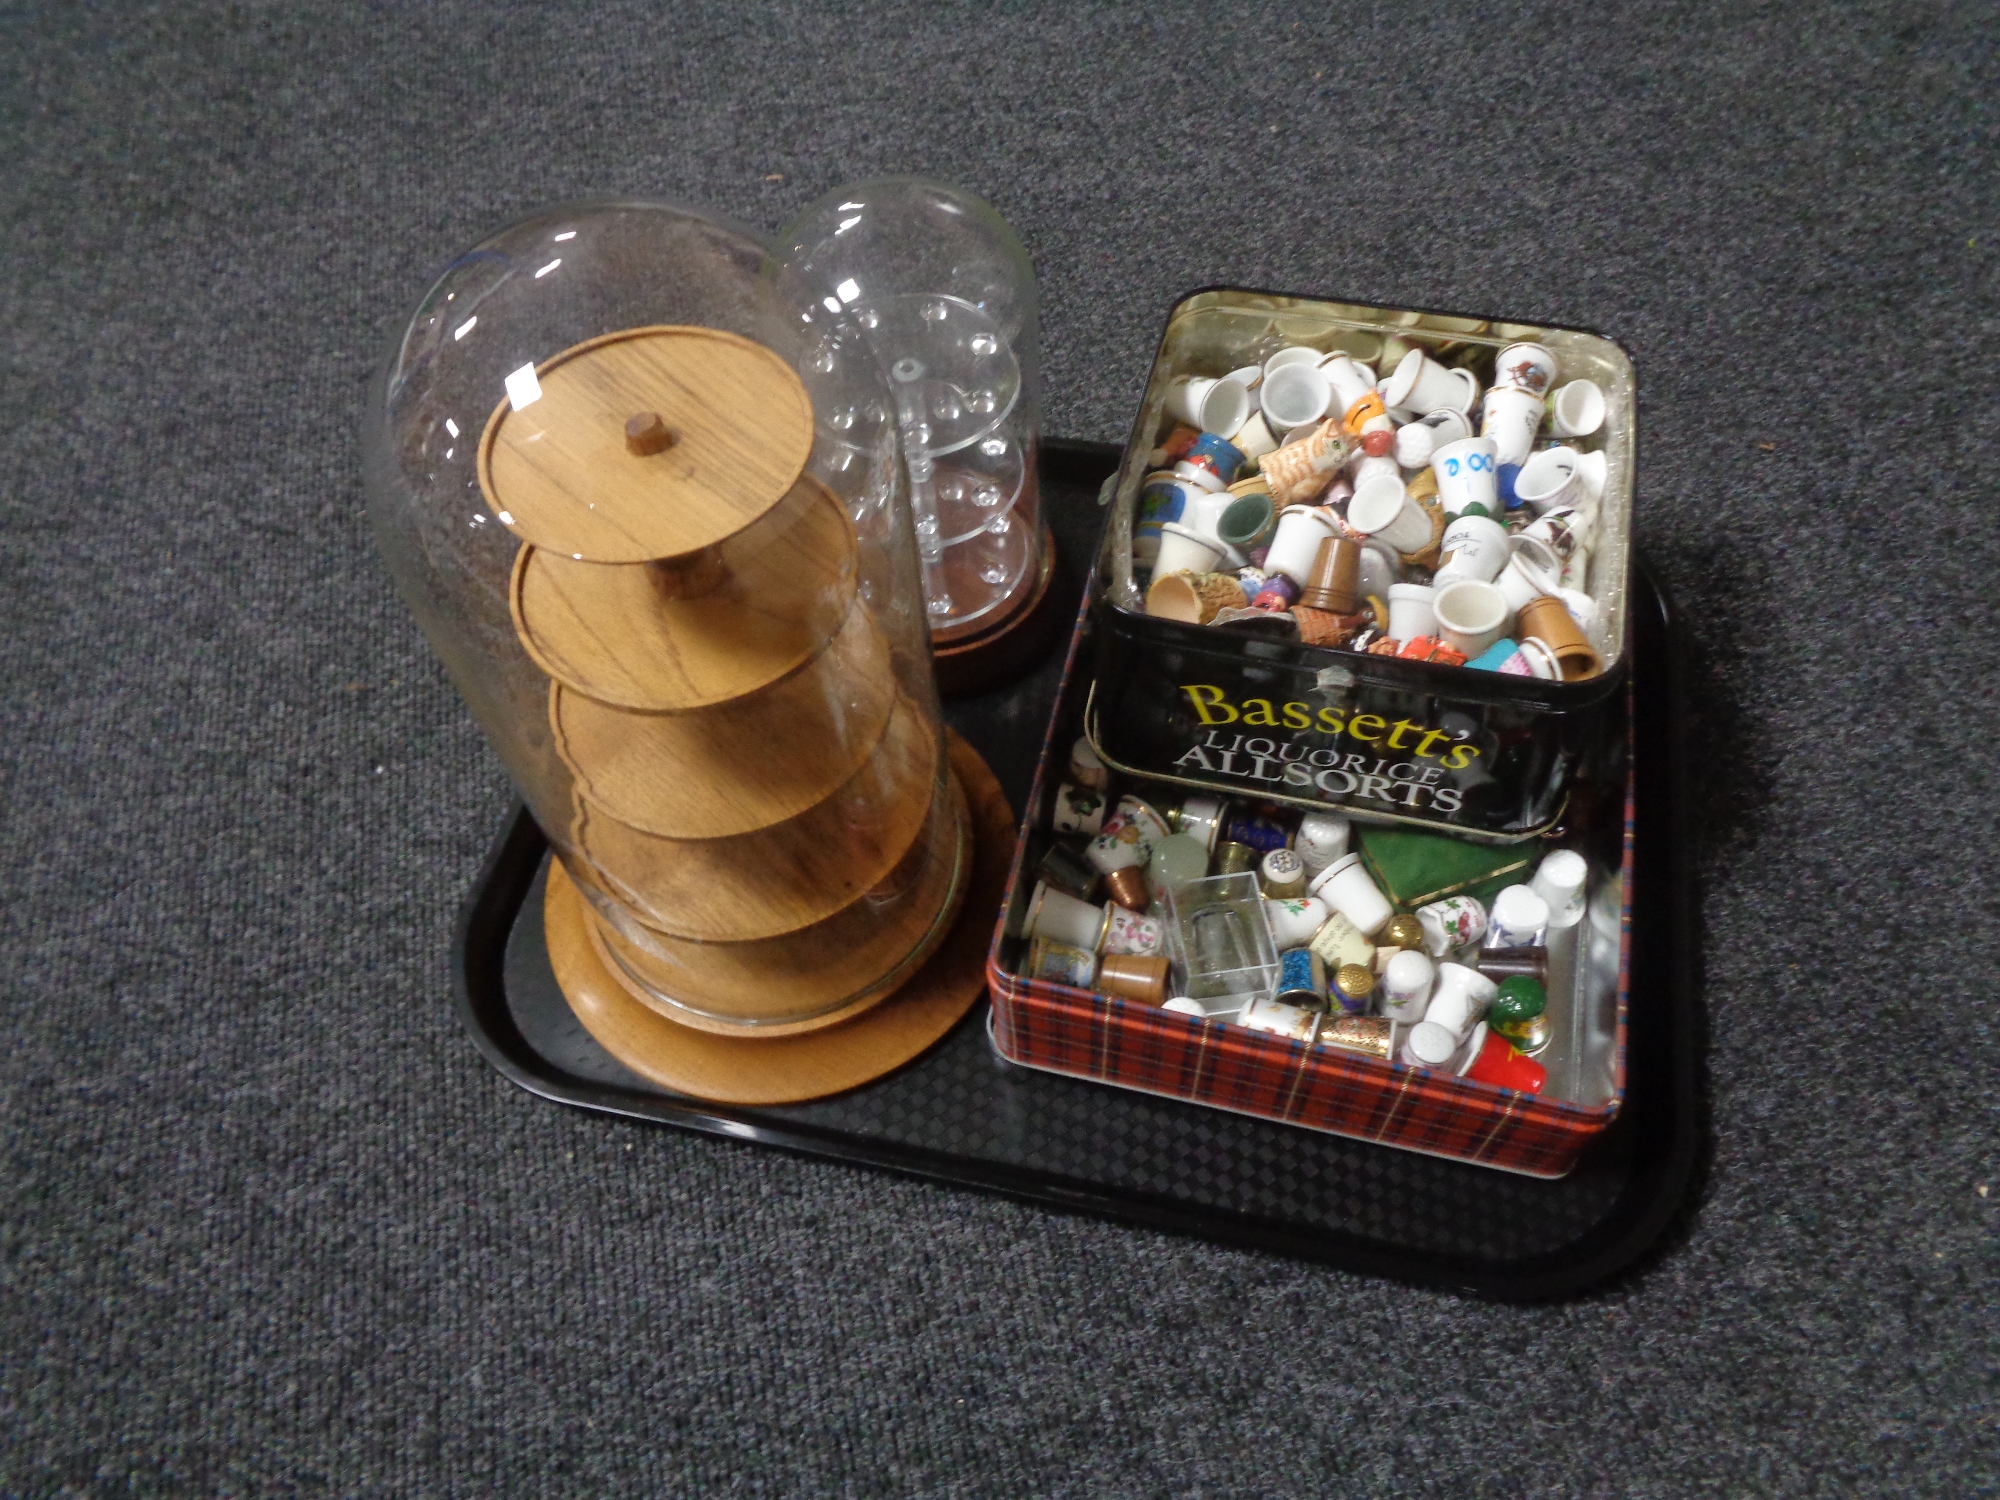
1088,289,1636,843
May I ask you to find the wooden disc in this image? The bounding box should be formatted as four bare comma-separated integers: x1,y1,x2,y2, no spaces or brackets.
582,773,967,1034
551,603,896,839
479,326,814,564
511,475,859,712
543,734,1015,1103
572,695,940,942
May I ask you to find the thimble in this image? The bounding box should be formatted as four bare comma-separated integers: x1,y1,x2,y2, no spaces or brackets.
1298,535,1361,613
1239,994,1322,1043
1035,842,1101,903
1476,947,1550,980
1379,914,1426,952
1273,946,1327,1008
1319,1014,1393,1059
1050,781,1108,836
1308,909,1375,972
1464,1030,1548,1093
1332,962,1377,1016
1147,569,1246,625
1223,808,1291,855
1102,865,1151,913
1025,881,1111,952
1069,736,1109,791
1147,833,1212,904
1103,904,1166,957
1259,847,1308,900
1514,597,1601,681
1172,793,1226,853
1489,975,1550,1054
1183,432,1246,485
1214,841,1256,875
1096,953,1170,1006
1025,936,1097,988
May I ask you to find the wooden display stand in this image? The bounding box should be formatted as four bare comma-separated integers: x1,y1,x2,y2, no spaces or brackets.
481,325,994,1091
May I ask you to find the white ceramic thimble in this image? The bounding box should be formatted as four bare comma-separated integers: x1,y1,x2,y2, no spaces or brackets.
1434,513,1512,585
1486,885,1551,948
1152,521,1226,579
1260,363,1333,435
1308,852,1393,938
1385,583,1438,644
1384,349,1480,416
1547,379,1605,438
1480,384,1546,469
1264,895,1331,951
1529,849,1589,928
1400,1020,1459,1069
1026,881,1111,951
1430,436,1500,517
1349,474,1433,553
1240,994,1323,1043
1424,961,1497,1042
1293,812,1351,876
1381,948,1437,1023
1432,579,1509,658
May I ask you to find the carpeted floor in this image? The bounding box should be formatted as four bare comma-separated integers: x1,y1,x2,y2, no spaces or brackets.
3,3,1996,1493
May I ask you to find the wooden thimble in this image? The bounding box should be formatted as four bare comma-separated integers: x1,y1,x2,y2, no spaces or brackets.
1298,535,1362,614
1514,597,1602,681
1096,953,1171,1006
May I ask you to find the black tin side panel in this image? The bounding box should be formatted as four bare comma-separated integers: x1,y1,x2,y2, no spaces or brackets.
1089,609,1618,840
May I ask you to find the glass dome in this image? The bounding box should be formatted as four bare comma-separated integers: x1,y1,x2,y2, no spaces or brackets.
363,199,968,1032
769,178,1045,647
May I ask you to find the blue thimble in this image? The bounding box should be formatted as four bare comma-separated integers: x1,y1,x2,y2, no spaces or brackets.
1273,947,1324,1007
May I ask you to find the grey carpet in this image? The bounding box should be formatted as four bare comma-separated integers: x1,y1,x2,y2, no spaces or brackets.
3,2,1996,1494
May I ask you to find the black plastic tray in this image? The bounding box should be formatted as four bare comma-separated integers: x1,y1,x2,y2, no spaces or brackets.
450,441,1703,1300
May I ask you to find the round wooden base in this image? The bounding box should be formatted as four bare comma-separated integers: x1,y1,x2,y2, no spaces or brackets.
931,523,1066,696
542,733,1015,1105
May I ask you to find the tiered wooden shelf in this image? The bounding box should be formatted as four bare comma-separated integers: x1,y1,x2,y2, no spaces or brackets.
480,325,971,1039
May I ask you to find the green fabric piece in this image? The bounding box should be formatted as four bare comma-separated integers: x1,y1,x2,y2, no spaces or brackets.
1355,824,1535,910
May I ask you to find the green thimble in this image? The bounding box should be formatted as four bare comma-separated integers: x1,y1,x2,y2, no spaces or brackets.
1488,976,1544,1048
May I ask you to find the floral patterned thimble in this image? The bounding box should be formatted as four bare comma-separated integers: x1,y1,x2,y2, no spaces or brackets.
1415,895,1488,958
1051,781,1107,837
1102,904,1166,958
1086,795,1171,876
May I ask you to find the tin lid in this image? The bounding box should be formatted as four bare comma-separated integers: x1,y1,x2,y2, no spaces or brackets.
480,326,815,563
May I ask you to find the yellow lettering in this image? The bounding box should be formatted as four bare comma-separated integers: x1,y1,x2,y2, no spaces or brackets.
1181,684,1238,725
1317,706,1346,734
1241,698,1278,726
1442,742,1484,770
1414,728,1451,759
1349,713,1386,742
1282,701,1312,730
1385,718,1421,750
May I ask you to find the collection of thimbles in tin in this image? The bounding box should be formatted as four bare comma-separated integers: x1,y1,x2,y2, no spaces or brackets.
1025,736,1595,1089
1136,333,1610,682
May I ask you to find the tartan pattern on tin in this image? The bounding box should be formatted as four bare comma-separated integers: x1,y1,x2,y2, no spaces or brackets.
985,602,1631,1179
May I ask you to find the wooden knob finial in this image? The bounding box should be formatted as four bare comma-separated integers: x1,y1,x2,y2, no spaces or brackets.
625,412,675,456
